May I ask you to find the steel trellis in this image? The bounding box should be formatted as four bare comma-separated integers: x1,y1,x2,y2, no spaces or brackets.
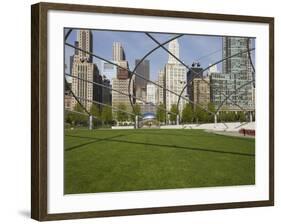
65,29,255,125
145,32,256,116
64,42,213,116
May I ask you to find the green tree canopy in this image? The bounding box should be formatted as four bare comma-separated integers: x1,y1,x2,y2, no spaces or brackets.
181,103,193,123
207,102,216,122
194,106,209,123
130,103,142,121
156,103,166,123
90,104,101,119
117,103,129,122
68,103,88,126
101,106,112,125
169,104,179,124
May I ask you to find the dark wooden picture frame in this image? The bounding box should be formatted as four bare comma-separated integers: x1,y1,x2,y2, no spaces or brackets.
31,2,274,221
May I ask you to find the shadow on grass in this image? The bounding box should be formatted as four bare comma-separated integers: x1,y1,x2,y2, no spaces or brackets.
132,130,254,143
65,134,255,157
65,134,126,152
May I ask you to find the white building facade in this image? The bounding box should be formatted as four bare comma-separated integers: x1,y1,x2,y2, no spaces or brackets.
165,39,187,113
146,83,157,104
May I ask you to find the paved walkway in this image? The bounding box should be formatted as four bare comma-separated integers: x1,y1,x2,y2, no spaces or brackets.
205,130,255,139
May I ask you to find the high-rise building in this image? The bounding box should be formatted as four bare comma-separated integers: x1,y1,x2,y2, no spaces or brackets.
113,42,126,61
112,77,134,117
135,59,150,99
208,64,218,74
210,72,254,111
168,39,180,64
156,69,165,105
146,83,157,104
77,30,93,62
70,30,100,111
69,41,79,75
191,77,210,108
71,56,94,111
186,63,203,100
111,42,134,119
116,61,130,80
101,61,117,82
222,37,252,80
210,37,254,111
165,39,187,113
101,76,112,105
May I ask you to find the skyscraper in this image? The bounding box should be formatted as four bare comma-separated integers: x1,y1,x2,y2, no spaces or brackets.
112,42,126,61
191,77,210,108
146,83,157,104
116,61,129,80
186,63,203,101
112,78,134,115
209,37,254,111
71,57,94,111
168,39,180,64
165,39,187,114
101,61,117,82
111,42,133,119
77,30,93,62
135,59,150,99
69,41,79,75
70,30,99,111
222,37,252,80
156,69,165,105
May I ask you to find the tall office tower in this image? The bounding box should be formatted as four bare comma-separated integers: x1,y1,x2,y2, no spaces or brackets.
135,59,150,99
146,83,157,104
69,41,79,75
70,30,97,111
168,39,180,64
217,37,254,110
186,63,203,101
208,64,218,74
222,37,252,80
71,56,94,111
191,77,210,108
77,30,93,62
112,77,134,118
165,39,187,114
156,69,165,105
113,42,126,61
101,61,117,82
116,61,129,80
101,76,112,105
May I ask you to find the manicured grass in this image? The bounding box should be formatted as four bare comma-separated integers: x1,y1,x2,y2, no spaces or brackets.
64,129,255,194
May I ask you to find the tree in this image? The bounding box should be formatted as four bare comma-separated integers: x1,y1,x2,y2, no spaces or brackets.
181,103,193,123
169,104,179,124
236,111,246,122
194,106,208,123
90,104,102,128
101,107,112,126
117,103,128,122
90,104,101,119
130,103,141,121
156,103,166,123
71,103,88,126
207,102,215,123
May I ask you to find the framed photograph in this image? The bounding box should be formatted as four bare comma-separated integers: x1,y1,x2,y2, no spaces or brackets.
31,2,274,221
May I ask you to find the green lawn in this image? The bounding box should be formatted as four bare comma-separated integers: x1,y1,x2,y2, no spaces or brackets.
64,129,255,194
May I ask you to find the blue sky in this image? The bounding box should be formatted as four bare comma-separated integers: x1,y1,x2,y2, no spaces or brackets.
64,29,254,81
